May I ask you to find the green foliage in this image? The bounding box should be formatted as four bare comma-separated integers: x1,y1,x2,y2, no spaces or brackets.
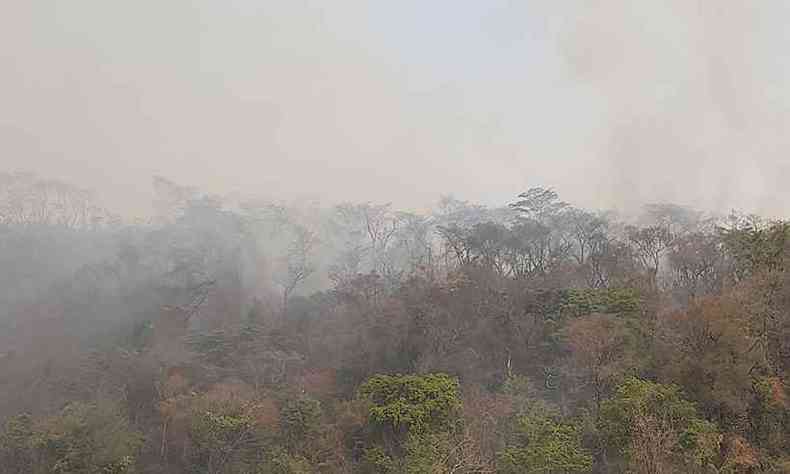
501,374,531,399
402,433,444,473
186,328,241,367
500,375,535,413
720,218,790,279
560,287,641,317
0,414,34,474
43,402,142,474
279,396,322,446
600,377,699,447
403,431,470,474
0,402,143,474
498,403,593,474
358,373,461,435
599,377,721,470
751,376,790,455
678,418,722,467
360,446,396,473
191,410,254,448
6,178,790,473
357,374,464,472
501,374,530,395
188,400,259,473
257,447,312,474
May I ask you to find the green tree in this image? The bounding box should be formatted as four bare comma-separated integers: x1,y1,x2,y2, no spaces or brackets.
358,373,461,437
599,377,721,474
498,402,593,474
559,287,641,317
280,396,322,445
0,401,143,474
257,446,312,474
719,217,790,281
279,395,325,463
187,395,265,474
357,373,462,469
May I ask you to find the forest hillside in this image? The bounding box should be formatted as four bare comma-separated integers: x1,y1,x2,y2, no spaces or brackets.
1,172,789,473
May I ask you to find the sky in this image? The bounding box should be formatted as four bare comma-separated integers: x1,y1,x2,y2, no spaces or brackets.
2,1,790,217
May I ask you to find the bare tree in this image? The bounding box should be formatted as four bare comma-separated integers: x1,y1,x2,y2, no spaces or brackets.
627,225,674,286
275,225,318,318
566,208,608,266
586,235,636,288
334,202,401,279
667,232,724,300
0,172,113,229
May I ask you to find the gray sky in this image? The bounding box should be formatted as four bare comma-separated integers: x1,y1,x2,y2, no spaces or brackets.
3,1,790,216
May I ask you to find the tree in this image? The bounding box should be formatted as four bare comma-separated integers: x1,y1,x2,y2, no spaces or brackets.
437,223,475,268
389,212,435,279
559,287,641,318
0,401,143,474
0,172,114,229
274,225,318,318
667,232,724,301
279,396,322,450
626,225,674,286
334,202,401,278
641,203,707,236
466,222,510,276
0,413,34,474
186,385,273,474
497,402,593,474
719,215,789,281
562,313,638,412
506,219,567,278
716,219,790,376
599,377,721,474
358,373,461,437
358,372,462,461
509,187,569,222
657,294,758,427
508,187,574,278
258,446,312,473
566,208,608,266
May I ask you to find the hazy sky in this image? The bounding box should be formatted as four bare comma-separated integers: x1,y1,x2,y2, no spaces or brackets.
3,1,790,216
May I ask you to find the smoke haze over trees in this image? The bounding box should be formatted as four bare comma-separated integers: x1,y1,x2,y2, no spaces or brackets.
1,173,790,472
3,2,790,473
3,1,790,216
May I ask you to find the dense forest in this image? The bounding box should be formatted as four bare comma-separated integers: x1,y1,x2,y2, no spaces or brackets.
1,171,789,473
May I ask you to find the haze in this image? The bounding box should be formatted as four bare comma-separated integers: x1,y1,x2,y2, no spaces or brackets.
6,4,790,471
3,1,789,216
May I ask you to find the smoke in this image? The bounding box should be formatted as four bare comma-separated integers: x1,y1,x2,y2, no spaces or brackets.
556,0,790,216
1,1,788,216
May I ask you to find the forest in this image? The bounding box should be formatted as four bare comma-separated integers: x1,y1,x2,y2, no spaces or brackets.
1,171,789,473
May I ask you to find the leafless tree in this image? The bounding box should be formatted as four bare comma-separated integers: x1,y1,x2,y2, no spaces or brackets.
0,172,114,228
627,224,674,285
334,202,402,279
274,225,318,318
